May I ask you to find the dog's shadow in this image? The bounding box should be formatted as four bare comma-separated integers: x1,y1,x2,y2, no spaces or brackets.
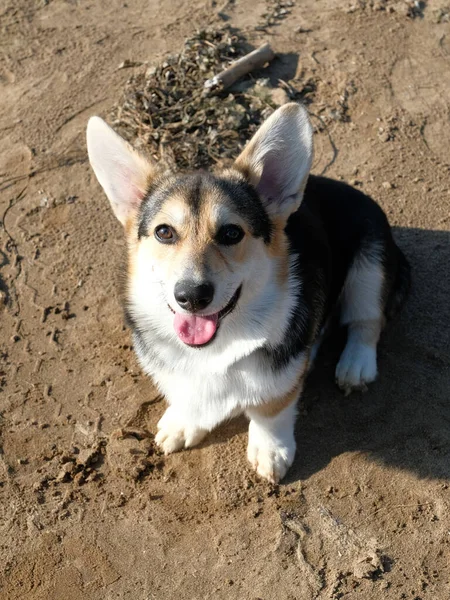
208,226,450,483
288,226,450,483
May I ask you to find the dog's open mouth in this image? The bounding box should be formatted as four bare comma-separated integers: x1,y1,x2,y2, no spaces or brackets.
170,285,241,347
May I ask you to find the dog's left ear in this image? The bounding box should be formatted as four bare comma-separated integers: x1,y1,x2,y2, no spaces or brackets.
86,116,155,226
234,103,313,219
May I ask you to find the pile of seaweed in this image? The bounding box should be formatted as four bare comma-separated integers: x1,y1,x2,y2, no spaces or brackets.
111,28,287,171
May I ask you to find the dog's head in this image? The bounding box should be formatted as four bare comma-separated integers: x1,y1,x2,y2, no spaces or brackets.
87,103,313,348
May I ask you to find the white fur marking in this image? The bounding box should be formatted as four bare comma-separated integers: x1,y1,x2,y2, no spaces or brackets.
246,401,297,483
155,406,207,454
335,341,377,394
340,248,384,325
337,247,384,394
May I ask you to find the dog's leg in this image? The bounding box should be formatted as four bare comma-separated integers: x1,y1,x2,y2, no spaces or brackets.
155,405,209,454
246,382,304,484
335,319,382,394
155,396,242,455
336,247,385,395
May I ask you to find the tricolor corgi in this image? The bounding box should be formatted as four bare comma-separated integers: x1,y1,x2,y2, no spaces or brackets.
86,103,410,483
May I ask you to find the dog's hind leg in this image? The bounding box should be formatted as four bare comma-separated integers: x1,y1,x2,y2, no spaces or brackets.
335,245,385,395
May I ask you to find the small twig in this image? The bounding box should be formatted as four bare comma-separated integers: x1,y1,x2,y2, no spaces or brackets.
1,186,27,248
204,42,275,93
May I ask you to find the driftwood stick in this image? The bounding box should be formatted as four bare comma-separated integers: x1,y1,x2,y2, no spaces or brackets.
204,43,275,92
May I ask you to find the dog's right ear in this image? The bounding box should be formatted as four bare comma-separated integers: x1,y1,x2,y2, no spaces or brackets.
86,117,155,226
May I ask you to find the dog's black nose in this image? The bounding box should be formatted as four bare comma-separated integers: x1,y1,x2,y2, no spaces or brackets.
174,280,214,312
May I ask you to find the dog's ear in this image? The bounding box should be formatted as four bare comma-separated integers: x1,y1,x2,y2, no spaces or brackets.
86,117,155,225
234,103,313,219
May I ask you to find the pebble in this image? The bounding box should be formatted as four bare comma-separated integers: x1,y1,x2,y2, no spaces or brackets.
353,551,383,579
56,462,76,482
76,445,99,467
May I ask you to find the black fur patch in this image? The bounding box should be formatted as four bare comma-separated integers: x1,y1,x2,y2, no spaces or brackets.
138,176,178,239
263,175,410,371
213,176,273,244
262,200,331,371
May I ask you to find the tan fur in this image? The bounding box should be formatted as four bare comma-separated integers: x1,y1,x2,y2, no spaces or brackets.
124,215,136,239
125,212,140,279
268,216,290,286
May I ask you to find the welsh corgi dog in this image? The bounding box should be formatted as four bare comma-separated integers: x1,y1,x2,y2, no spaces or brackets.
86,103,410,483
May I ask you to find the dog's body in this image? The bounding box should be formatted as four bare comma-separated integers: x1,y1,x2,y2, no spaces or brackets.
87,103,410,483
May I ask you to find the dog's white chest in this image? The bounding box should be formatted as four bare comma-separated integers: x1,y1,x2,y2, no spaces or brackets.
138,339,304,430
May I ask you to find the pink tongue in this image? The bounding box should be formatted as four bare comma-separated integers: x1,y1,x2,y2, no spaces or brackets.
174,313,219,346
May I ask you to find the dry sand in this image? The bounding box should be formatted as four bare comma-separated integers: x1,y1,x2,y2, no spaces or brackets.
1,1,450,598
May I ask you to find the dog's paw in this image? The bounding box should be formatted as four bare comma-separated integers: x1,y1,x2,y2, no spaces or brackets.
247,425,295,484
155,408,206,455
335,342,377,395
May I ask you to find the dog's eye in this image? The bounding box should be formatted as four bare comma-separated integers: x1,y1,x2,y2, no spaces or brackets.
217,224,244,246
155,224,177,243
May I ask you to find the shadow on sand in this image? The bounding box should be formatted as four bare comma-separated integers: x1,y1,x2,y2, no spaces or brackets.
287,226,450,483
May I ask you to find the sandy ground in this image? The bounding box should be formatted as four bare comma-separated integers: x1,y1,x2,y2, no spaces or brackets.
1,0,450,598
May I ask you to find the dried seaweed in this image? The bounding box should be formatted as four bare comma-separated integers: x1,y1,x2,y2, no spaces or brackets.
111,28,279,171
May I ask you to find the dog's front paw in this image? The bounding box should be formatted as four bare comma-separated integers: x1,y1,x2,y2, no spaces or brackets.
155,408,207,455
247,423,296,484
335,343,377,395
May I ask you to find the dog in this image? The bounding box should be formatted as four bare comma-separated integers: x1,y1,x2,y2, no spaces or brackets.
86,103,410,483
